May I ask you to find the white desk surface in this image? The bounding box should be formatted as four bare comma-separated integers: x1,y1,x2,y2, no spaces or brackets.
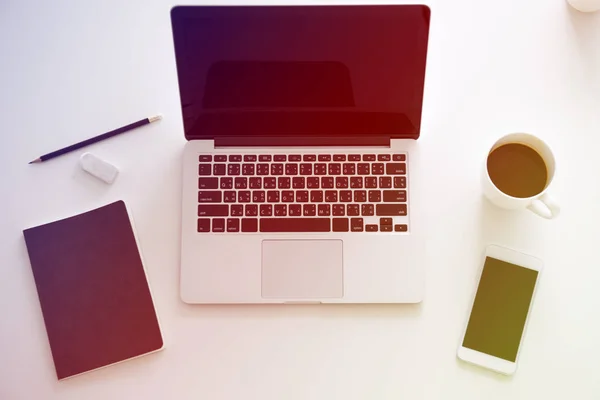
1,1,599,399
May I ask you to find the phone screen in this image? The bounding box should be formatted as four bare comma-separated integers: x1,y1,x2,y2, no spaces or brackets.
462,257,539,362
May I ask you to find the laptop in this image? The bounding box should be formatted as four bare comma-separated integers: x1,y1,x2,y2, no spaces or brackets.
171,5,431,304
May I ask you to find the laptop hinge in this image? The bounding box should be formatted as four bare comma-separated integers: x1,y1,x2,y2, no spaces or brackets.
214,136,391,148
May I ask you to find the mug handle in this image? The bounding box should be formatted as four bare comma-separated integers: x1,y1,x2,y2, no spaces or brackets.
527,193,560,219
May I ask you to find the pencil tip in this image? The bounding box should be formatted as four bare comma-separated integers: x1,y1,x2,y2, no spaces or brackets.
29,158,41,164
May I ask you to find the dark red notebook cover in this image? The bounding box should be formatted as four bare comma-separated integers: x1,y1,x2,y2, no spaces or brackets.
23,201,163,380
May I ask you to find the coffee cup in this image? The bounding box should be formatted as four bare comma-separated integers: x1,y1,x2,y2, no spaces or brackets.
483,133,560,219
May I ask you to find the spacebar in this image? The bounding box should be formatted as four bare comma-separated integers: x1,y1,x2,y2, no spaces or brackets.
260,218,331,232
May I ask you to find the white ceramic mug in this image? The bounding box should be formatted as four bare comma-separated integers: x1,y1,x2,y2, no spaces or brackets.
483,133,560,219
567,0,600,12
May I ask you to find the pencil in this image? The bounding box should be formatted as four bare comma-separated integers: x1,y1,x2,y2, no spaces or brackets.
28,115,162,164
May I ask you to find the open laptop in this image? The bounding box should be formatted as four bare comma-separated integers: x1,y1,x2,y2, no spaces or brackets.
171,5,431,304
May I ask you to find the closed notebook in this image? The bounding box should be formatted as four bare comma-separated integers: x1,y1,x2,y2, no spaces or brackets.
23,201,163,380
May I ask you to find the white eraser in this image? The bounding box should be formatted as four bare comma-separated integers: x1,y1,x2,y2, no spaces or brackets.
80,152,119,184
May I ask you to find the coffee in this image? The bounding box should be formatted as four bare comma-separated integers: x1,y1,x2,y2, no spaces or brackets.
487,143,547,198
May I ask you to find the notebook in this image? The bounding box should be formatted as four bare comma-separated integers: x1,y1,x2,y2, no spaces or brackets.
23,201,163,380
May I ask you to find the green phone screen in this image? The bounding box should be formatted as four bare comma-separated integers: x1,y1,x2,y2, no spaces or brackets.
462,257,539,362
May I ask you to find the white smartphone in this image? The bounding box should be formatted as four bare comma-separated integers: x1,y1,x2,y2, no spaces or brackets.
457,244,543,375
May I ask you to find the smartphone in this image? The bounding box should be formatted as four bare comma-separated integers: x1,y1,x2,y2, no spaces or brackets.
457,245,542,375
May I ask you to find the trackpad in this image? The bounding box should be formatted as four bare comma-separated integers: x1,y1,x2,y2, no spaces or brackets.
261,240,343,299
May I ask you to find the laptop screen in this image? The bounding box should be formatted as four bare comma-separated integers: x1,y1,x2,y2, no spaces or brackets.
171,5,430,142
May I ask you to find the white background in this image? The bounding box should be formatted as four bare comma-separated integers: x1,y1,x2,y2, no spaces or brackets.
1,0,599,399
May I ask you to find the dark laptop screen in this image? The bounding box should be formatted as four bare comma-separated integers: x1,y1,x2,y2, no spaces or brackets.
171,5,430,142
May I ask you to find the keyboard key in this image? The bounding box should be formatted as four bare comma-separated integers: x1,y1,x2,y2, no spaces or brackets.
213,164,226,176
260,218,330,232
333,204,345,216
288,204,301,216
307,177,320,188
318,154,331,161
342,163,356,175
363,209,375,220
351,217,364,232
366,224,378,232
350,177,363,189
310,190,324,202
325,190,338,202
271,164,283,175
372,163,384,175
243,155,257,162
347,204,360,216
238,191,251,203
252,191,265,203
376,204,407,216
333,154,346,161
303,204,316,216
357,163,370,175
278,177,291,189
198,205,228,217
330,217,348,233
274,204,287,216
249,177,262,189
197,218,210,232
393,154,406,161
314,163,327,175
229,155,242,162
260,204,273,216
300,163,312,175
354,190,367,202
199,155,212,162
380,218,393,225
198,191,222,203
296,190,309,202
228,164,240,176
212,218,225,232
224,191,236,203
303,154,316,161
394,176,407,188
335,176,348,188
259,155,272,162
321,177,334,188
285,163,298,175
365,177,377,188
264,177,277,189
242,164,255,176
281,191,294,202
199,177,218,189
257,164,269,175
289,177,303,189
318,204,331,216
267,191,280,202
231,205,244,216
379,177,392,188
377,154,391,161
383,190,407,202
380,225,393,232
245,204,258,216
386,163,406,175
348,155,361,161
274,155,286,162
214,155,227,162
220,177,233,189
340,190,353,202
289,155,302,162
242,218,258,232
328,163,341,175
227,218,240,232
198,164,211,175
235,177,248,189
363,154,376,161
395,224,408,232
368,190,381,202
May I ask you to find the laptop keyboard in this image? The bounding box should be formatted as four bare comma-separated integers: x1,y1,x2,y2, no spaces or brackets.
196,153,408,233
